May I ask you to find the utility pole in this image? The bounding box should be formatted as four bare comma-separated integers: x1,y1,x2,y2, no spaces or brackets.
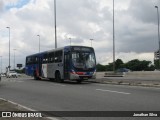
6,27,11,70
113,0,116,72
155,6,160,69
37,35,40,52
54,0,57,49
90,39,93,47
13,49,16,70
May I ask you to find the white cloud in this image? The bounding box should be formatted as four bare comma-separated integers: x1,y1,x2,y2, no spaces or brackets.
97,52,154,65
0,0,159,71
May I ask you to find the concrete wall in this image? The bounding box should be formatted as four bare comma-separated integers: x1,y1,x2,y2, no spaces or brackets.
126,71,160,77
96,71,160,78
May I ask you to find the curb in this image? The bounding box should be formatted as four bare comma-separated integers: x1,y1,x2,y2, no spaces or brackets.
0,98,59,120
93,79,160,88
102,82,160,87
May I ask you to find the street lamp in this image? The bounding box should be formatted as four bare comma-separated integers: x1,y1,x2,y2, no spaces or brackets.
6,27,10,70
69,38,71,45
155,6,160,69
90,39,93,47
54,0,57,49
37,35,40,52
0,56,2,73
113,0,116,72
13,49,16,70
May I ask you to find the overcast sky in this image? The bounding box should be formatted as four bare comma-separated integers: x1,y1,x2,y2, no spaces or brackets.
0,0,159,71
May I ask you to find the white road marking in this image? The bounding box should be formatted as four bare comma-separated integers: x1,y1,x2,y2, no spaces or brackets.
153,87,160,90
94,83,107,86
96,89,131,95
54,83,66,87
2,79,24,83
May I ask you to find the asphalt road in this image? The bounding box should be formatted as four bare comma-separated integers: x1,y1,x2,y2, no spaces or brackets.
0,76,160,120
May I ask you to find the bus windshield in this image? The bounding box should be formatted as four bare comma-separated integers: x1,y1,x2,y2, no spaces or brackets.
72,51,96,69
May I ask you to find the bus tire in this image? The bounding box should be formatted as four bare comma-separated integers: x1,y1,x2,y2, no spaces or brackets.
34,75,38,80
49,78,55,81
77,79,82,83
34,71,39,80
55,71,63,83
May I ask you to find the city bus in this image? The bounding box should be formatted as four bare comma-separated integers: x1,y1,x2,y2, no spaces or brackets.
25,46,96,83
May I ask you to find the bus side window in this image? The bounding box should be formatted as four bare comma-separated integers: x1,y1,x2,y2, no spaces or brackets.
48,53,51,63
35,57,38,64
55,51,58,63
55,50,62,63
26,57,29,65
59,51,63,62
52,52,55,63
30,57,33,64
43,58,45,63
48,52,54,63
28,57,31,65
43,55,46,64
33,56,36,64
55,57,58,62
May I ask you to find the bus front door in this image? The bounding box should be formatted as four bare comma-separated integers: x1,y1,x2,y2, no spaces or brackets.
64,54,70,79
39,57,42,77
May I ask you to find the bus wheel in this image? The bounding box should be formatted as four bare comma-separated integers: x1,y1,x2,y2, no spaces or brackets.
77,79,82,83
55,72,64,83
33,70,41,80
34,75,38,80
49,78,55,81
34,71,37,80
34,73,39,80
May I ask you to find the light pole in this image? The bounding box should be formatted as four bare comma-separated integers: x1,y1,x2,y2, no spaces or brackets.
113,0,116,72
155,6,160,69
0,56,2,73
6,27,10,70
54,0,57,49
90,39,93,47
13,49,16,70
69,38,71,45
37,35,40,52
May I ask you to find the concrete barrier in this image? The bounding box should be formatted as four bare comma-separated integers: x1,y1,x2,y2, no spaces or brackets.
95,71,160,88
126,71,160,77
96,71,160,79
104,72,124,77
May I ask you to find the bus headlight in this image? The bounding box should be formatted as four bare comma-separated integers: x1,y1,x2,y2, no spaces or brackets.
71,69,76,74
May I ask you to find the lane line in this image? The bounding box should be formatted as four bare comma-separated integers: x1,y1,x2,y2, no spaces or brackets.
94,83,107,86
53,83,66,87
2,80,24,83
96,89,131,95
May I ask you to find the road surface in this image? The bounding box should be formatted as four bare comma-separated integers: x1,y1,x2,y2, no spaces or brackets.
0,77,160,120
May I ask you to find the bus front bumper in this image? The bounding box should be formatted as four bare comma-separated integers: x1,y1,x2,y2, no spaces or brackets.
70,72,96,80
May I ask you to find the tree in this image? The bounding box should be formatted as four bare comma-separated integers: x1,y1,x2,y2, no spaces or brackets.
115,59,124,69
96,64,106,71
106,63,113,71
98,59,155,72
154,59,160,69
105,59,124,71
15,68,25,73
124,59,152,71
